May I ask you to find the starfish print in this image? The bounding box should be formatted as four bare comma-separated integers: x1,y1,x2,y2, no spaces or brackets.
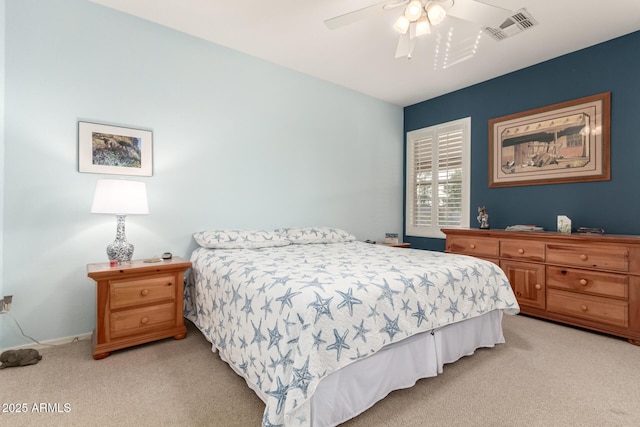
353,319,370,343
266,376,289,415
261,296,274,319
251,319,267,348
326,328,350,362
267,322,283,350
308,292,334,324
335,287,362,316
412,301,428,328
374,279,401,308
290,356,314,397
380,313,401,341
445,297,459,320
276,287,302,314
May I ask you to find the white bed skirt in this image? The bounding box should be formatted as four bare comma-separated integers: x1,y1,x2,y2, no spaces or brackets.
220,310,505,427
310,310,505,426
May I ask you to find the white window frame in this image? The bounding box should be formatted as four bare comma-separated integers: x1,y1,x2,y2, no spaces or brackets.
405,117,471,239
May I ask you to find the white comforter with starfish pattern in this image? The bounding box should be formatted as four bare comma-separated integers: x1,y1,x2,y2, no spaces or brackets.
184,241,519,427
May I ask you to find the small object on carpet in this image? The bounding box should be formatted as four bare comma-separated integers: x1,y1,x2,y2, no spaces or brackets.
0,348,42,369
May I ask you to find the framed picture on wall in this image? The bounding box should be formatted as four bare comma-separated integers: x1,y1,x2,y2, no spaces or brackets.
488,92,610,187
78,121,153,176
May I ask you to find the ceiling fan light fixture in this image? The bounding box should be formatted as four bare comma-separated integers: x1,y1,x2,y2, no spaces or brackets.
426,3,447,26
415,15,431,37
405,1,424,22
394,15,411,34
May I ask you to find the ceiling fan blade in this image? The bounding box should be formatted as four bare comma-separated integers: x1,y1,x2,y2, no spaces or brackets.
324,1,407,30
395,33,417,58
446,0,511,26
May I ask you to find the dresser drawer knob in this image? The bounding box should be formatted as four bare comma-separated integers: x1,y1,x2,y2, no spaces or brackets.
140,289,149,296
535,284,542,290
140,316,149,325
579,279,588,286
580,304,588,312
580,254,588,261
470,244,476,249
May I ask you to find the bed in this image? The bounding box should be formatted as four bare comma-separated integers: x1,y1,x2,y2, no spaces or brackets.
184,227,520,426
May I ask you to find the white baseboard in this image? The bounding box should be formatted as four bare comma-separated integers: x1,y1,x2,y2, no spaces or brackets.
1,332,92,352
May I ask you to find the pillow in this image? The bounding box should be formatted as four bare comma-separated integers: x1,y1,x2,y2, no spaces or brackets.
193,229,290,249
275,227,356,244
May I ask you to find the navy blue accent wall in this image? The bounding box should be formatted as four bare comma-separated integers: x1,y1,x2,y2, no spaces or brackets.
404,30,640,251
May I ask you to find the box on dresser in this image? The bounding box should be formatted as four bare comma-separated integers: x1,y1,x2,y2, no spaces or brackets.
443,228,640,345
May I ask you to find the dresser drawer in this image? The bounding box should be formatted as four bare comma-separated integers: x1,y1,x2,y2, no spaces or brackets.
110,275,176,310
110,302,176,339
446,236,498,258
546,243,629,272
547,288,628,328
500,240,545,262
546,266,628,299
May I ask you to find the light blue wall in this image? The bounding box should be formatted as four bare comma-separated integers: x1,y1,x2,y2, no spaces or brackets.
0,0,403,349
0,0,5,301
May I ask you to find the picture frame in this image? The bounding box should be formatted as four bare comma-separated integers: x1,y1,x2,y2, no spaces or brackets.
488,92,610,187
78,121,153,176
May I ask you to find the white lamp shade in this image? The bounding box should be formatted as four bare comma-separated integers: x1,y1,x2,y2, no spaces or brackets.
91,179,149,215
427,3,447,25
415,15,431,36
393,15,411,34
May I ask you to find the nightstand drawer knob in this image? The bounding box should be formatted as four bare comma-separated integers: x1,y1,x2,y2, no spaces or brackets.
580,254,588,261
580,304,588,312
518,248,524,254
140,316,149,325
535,284,542,290
140,289,149,296
470,244,476,249
579,279,588,286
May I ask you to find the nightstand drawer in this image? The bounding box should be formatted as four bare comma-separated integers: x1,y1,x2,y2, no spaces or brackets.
546,266,628,299
110,275,176,310
446,236,498,258
546,243,629,271
110,302,176,339
547,288,628,328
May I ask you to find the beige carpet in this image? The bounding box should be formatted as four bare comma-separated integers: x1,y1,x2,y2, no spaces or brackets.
1,314,639,427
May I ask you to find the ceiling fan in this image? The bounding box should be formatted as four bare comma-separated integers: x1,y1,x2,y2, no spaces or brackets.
324,0,513,58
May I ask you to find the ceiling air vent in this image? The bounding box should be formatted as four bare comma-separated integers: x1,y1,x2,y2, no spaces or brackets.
482,8,538,41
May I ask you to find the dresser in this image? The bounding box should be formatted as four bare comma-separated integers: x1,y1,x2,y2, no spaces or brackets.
87,257,192,359
443,228,640,345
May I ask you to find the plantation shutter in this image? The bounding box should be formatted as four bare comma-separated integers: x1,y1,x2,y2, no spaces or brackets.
411,134,434,228
436,127,463,227
406,118,470,238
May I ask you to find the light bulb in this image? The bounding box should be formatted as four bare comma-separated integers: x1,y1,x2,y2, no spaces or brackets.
405,1,424,22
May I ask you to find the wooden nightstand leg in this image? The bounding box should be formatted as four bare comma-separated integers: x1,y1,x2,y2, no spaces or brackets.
93,352,110,360
173,332,186,340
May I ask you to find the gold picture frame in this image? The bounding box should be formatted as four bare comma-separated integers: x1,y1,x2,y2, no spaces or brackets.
78,121,153,176
488,92,610,187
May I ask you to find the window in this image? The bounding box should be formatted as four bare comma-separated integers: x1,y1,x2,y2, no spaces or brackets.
405,117,470,239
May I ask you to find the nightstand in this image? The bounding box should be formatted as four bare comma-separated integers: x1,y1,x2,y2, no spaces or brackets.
377,242,411,248
87,257,192,360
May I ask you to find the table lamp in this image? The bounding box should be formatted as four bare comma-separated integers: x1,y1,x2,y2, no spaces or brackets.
91,179,149,263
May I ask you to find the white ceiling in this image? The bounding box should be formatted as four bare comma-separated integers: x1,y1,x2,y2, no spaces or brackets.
90,0,640,107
